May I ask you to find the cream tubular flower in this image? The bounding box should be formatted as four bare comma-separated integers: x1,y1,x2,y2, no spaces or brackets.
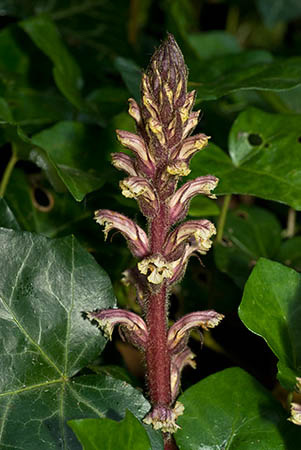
85,308,148,348
183,110,200,138
128,98,142,125
143,402,184,433
116,129,155,174
94,209,149,258
168,175,219,224
164,219,216,256
170,347,196,401
289,402,301,425
111,152,137,176
138,255,174,284
120,176,155,200
166,160,191,177
172,133,210,161
167,310,224,352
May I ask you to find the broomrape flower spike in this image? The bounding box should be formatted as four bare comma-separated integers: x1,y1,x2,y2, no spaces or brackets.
87,34,223,449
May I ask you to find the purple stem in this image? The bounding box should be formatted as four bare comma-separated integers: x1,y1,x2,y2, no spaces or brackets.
146,201,174,448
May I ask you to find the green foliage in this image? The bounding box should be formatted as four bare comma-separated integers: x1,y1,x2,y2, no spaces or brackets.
190,108,301,209
175,367,301,449
214,205,282,287
20,15,85,110
0,228,162,449
239,258,301,391
69,410,152,450
1,0,301,448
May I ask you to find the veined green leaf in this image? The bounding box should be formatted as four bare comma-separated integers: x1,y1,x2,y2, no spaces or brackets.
176,367,301,449
189,108,301,209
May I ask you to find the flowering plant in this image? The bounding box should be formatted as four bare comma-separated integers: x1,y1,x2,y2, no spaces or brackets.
86,34,223,448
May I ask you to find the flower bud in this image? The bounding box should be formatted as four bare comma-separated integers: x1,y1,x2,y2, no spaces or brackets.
128,98,142,125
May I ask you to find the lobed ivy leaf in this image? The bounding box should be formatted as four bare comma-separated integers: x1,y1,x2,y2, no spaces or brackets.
189,108,301,209
239,258,301,391
175,367,301,449
20,15,86,110
214,205,282,288
69,409,152,450
0,229,163,448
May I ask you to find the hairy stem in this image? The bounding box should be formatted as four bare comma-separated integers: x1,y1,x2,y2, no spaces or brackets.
164,435,178,450
0,147,18,198
216,194,231,243
146,201,171,405
145,283,171,407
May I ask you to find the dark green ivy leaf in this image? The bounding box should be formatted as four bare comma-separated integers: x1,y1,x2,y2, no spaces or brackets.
0,229,163,449
69,409,152,450
191,53,301,101
190,108,301,210
175,367,301,449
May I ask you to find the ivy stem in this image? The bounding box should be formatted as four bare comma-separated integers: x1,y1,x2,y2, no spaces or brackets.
216,194,231,243
0,146,18,198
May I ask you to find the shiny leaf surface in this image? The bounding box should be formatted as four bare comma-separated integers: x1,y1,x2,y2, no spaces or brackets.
176,367,301,449
239,258,301,390
190,108,301,209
